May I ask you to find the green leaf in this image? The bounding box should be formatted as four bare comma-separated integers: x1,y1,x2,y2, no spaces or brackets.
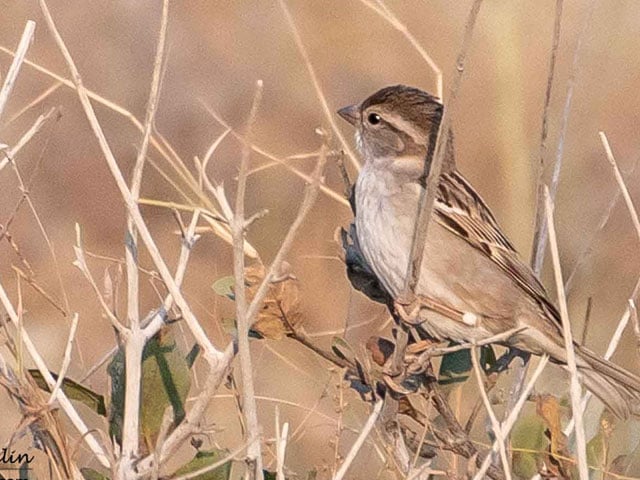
212,276,235,300
186,344,201,369
511,411,547,478
19,462,35,480
80,468,110,480
587,430,607,475
438,346,471,385
29,369,107,416
108,329,191,449
263,471,277,480
140,333,191,448
173,449,232,480
587,410,616,476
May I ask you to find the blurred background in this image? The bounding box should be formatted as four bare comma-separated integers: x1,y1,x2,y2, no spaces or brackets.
1,1,639,478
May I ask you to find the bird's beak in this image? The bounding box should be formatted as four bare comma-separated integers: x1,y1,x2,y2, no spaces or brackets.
337,104,359,126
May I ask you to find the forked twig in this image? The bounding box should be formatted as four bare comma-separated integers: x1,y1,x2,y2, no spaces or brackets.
470,348,511,480
119,0,170,464
38,0,223,366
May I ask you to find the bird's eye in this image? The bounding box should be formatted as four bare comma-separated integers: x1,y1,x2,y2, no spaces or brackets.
367,113,381,125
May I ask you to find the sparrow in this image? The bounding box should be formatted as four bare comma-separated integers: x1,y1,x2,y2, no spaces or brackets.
338,84,640,418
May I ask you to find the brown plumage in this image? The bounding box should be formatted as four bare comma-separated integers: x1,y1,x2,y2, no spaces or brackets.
338,84,640,418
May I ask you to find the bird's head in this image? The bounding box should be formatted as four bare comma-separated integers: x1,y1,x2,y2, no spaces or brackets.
338,85,447,176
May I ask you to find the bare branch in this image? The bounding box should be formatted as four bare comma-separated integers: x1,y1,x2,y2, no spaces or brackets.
47,313,79,405
474,355,549,479
275,407,289,480
38,0,223,365
73,224,125,334
232,80,265,480
5,81,62,125
564,276,640,436
0,107,56,172
0,280,110,467
201,93,349,209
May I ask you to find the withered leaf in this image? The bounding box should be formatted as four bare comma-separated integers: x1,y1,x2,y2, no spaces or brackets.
246,262,302,340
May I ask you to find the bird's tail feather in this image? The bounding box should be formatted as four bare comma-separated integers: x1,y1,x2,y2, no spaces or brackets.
575,345,640,419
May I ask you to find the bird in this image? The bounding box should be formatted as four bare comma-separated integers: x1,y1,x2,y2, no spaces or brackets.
337,84,640,418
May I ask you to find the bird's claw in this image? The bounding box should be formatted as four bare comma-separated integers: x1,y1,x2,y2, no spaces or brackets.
394,300,422,325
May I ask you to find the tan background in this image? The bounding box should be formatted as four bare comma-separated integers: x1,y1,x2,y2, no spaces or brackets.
1,1,640,477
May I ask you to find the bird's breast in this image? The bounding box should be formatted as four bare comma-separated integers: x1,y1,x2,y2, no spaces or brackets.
354,166,418,297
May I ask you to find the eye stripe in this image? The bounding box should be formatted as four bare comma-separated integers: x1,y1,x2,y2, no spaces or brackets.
381,113,427,145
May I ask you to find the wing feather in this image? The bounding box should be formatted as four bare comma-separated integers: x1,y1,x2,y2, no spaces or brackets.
434,171,561,325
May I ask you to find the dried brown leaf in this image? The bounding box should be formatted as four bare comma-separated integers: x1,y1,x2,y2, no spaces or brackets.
245,261,302,340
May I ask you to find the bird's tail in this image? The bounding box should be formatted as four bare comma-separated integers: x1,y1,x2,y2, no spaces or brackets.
575,345,640,419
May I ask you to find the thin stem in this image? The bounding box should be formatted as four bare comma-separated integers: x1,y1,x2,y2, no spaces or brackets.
233,81,265,480
599,132,640,244
470,348,512,480
544,187,588,480
38,0,224,366
531,0,596,273
401,0,484,297
0,21,35,118
333,400,383,480
277,0,360,171
530,0,564,273
120,2,169,466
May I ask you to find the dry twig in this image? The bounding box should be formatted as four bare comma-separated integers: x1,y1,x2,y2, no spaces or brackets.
232,80,265,480
470,348,512,480
531,0,596,272
0,20,35,118
474,355,549,479
355,0,443,99
402,0,484,297
544,187,588,479
277,0,360,171
333,399,383,480
599,132,640,244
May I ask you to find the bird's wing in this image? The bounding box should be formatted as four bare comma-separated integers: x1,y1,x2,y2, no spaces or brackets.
434,170,561,325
